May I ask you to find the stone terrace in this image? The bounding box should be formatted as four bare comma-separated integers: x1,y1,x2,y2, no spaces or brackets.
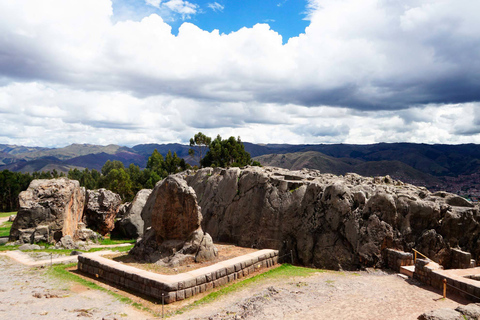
78,249,279,303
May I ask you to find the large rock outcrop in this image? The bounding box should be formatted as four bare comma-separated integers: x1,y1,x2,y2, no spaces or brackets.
9,178,85,243
131,176,217,265
169,166,480,270
111,189,152,239
84,188,122,236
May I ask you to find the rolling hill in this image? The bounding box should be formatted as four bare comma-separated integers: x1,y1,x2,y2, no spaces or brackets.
2,142,480,195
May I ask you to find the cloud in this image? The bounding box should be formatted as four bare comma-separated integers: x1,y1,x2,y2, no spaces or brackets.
0,0,479,147
207,2,224,12
163,0,197,18
145,0,162,8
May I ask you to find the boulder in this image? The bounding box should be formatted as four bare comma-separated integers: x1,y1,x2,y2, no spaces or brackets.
8,215,16,222
130,176,217,265
9,178,85,243
149,177,202,241
418,308,464,320
84,188,122,235
19,244,43,250
75,222,102,243
116,202,131,219
455,304,480,319
111,189,151,239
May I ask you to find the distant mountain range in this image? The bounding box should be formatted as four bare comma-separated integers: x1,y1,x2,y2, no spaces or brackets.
2,142,480,196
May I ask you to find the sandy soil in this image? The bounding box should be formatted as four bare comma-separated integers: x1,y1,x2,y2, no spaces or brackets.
0,256,151,320
0,250,471,320
170,269,470,320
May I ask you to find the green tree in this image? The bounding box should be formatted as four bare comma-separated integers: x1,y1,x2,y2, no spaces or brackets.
189,132,212,167
201,135,253,168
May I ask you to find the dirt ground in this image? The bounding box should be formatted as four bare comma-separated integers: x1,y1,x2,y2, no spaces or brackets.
0,256,151,320
0,252,471,320
170,269,470,320
105,243,258,275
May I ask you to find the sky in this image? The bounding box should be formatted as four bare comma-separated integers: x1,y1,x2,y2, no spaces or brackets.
0,0,480,148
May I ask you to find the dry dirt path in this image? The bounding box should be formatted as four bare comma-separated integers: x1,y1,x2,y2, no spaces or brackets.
171,269,470,320
0,255,151,320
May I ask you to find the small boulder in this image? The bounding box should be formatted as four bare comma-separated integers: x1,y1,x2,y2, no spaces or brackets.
55,235,75,250
84,189,122,235
19,244,42,250
111,189,151,239
418,308,464,320
75,222,102,243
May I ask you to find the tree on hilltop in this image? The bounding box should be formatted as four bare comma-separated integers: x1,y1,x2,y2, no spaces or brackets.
189,132,212,167
200,135,253,168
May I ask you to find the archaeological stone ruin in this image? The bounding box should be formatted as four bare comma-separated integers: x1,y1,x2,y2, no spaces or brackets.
8,165,480,306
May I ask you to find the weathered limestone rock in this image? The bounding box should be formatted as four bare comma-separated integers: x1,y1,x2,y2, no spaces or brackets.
150,177,202,241
9,178,85,243
111,189,151,239
116,202,131,219
172,166,480,270
131,176,217,265
84,189,122,235
418,308,464,320
75,222,102,243
455,304,480,319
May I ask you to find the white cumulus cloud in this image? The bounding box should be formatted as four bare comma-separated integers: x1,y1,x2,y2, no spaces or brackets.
0,0,479,147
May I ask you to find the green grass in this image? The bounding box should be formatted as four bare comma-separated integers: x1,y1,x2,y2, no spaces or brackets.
98,238,136,246
0,211,16,218
172,264,322,316
0,221,13,237
48,263,158,316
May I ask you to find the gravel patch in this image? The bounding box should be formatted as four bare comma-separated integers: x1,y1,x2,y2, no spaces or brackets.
0,256,151,320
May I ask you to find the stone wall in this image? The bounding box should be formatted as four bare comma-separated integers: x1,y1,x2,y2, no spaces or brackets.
414,259,480,301
451,249,475,269
385,249,413,272
78,249,279,304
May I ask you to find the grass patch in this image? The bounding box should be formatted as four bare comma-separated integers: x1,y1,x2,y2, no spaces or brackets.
48,263,157,316
172,264,322,316
98,238,136,246
0,221,13,237
0,211,16,218
88,244,134,253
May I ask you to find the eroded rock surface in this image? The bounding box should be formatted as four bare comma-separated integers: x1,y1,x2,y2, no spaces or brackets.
111,189,152,239
131,176,217,265
168,166,480,270
84,188,122,236
9,178,85,243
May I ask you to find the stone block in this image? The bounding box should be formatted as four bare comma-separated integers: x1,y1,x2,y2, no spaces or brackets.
228,274,235,283
176,290,185,301
185,287,193,299
184,277,197,288
206,272,213,282
164,291,176,304
206,282,213,291
164,282,178,292
226,265,235,275
196,275,206,285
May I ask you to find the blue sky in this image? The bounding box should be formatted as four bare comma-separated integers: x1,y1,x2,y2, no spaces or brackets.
0,0,480,147
112,0,310,41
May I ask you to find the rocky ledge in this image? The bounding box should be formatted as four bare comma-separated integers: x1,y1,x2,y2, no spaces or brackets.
169,166,480,270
